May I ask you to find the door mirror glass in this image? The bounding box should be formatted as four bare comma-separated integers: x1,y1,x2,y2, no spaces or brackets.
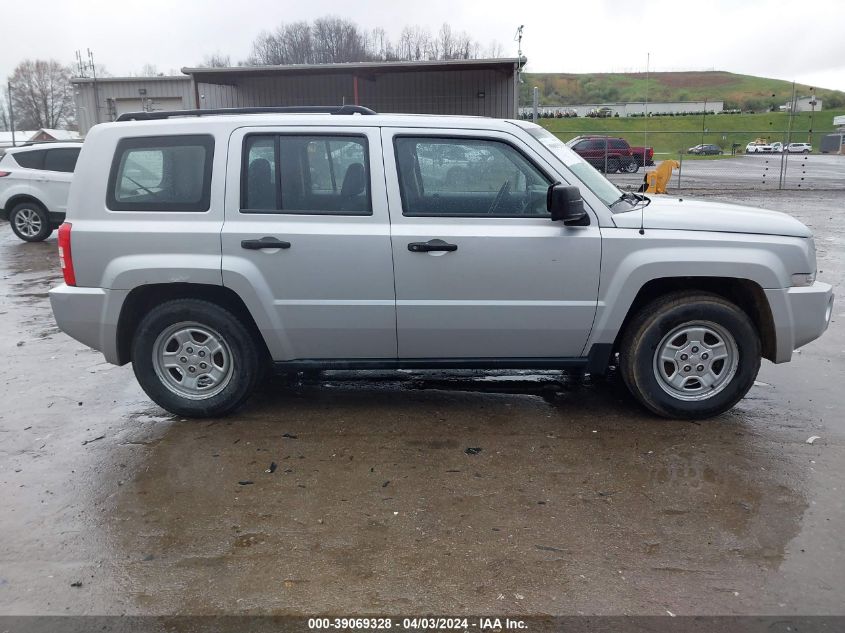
547,183,588,225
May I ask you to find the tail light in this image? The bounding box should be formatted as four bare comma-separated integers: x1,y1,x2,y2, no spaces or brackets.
0,171,10,177
57,223,76,286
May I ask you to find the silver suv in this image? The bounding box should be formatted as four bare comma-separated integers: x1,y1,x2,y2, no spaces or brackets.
48,106,834,419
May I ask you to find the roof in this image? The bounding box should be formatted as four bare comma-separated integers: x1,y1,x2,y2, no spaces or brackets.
96,111,521,134
4,141,84,152
71,75,191,84
0,131,40,146
183,58,521,84
34,129,82,140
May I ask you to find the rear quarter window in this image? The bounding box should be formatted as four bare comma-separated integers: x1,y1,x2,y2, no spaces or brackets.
106,135,215,212
12,150,46,169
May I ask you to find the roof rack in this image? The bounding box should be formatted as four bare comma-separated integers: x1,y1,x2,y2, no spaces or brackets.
19,139,84,147
116,105,377,122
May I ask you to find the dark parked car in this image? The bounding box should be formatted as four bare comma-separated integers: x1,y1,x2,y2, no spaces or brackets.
567,136,653,173
688,144,722,155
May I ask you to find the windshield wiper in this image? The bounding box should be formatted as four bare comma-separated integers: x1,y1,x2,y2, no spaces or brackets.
610,191,650,208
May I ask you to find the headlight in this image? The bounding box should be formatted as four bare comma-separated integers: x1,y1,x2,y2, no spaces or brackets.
791,272,816,287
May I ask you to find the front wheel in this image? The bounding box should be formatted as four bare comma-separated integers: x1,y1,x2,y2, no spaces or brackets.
131,299,262,417
10,202,52,242
619,292,761,419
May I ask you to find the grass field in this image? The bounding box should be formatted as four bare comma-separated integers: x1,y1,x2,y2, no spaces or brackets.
521,71,845,110
539,109,845,157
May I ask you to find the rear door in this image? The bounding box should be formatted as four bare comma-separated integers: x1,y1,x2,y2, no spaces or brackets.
382,128,601,360
38,147,79,214
222,126,396,361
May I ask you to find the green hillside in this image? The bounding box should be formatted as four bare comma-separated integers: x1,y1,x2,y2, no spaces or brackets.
539,109,845,157
521,71,845,110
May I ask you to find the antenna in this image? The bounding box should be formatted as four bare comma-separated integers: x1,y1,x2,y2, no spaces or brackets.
640,52,650,236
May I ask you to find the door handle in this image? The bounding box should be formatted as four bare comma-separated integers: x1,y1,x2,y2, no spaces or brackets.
241,237,291,250
408,239,458,253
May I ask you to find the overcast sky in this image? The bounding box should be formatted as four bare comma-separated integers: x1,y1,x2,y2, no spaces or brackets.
3,0,844,90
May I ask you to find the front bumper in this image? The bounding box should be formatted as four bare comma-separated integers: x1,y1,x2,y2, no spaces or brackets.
765,282,834,363
49,284,128,364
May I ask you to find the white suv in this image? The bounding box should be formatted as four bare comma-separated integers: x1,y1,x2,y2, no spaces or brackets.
786,142,812,154
0,142,82,241
47,106,833,420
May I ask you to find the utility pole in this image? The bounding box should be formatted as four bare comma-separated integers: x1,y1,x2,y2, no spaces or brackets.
701,97,708,146
7,82,15,147
532,86,539,122
89,49,101,124
808,87,816,145
644,52,649,160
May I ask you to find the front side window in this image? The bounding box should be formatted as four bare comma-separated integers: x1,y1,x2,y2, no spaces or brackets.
241,134,371,215
107,135,214,212
44,148,80,173
394,137,551,217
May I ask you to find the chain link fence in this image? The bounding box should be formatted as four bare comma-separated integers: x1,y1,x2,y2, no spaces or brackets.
542,128,845,191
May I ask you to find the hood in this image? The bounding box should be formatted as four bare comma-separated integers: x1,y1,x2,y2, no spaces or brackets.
613,196,812,238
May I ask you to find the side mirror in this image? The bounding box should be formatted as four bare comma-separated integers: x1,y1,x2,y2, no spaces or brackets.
547,183,588,225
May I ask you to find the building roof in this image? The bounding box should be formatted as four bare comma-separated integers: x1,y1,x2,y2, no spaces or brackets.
0,131,39,146
183,58,522,84
34,129,81,140
71,75,191,84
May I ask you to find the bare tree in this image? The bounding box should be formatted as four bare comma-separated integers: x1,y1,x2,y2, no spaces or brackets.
437,23,456,60
396,26,431,61
7,59,75,129
139,63,161,77
0,86,10,131
485,40,505,58
312,16,368,63
199,52,231,68
244,17,492,66
281,22,314,64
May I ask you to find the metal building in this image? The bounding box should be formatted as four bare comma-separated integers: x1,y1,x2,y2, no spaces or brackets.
72,59,522,134
72,76,194,134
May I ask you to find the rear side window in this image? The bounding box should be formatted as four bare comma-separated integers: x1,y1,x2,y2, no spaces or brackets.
241,134,371,215
13,150,46,169
609,139,628,149
44,148,80,173
107,135,214,212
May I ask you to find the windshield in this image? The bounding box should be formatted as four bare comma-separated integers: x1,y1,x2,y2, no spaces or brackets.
521,124,624,207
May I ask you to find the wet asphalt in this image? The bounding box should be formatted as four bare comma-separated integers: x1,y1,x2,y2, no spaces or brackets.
0,190,843,616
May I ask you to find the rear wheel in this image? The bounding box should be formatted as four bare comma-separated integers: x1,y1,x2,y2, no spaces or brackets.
9,202,52,242
623,159,639,173
619,292,761,419
131,299,262,417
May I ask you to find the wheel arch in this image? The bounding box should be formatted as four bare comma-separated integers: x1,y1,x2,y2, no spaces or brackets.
115,283,270,366
5,194,48,214
614,277,776,362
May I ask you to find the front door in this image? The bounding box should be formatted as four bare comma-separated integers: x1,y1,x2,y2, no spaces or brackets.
222,126,396,361
382,129,601,360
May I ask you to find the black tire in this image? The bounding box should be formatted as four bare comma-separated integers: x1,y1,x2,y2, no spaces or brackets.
623,159,639,173
618,292,761,419
9,201,52,242
131,299,263,417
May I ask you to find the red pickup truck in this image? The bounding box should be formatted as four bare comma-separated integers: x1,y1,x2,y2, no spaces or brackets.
566,136,655,173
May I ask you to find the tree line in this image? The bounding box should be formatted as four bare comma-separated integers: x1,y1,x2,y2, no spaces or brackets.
241,18,501,67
